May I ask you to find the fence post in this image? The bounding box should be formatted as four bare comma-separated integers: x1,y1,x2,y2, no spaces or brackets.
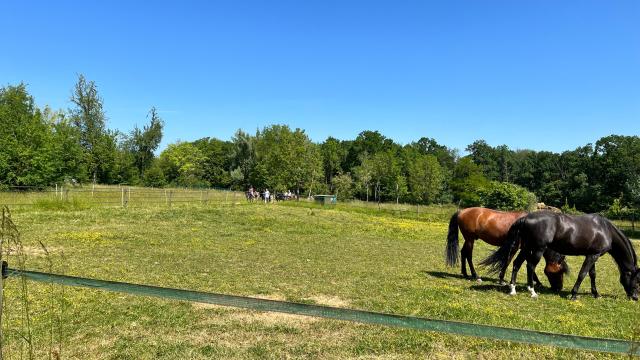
168,190,173,209
121,188,124,208
64,187,69,202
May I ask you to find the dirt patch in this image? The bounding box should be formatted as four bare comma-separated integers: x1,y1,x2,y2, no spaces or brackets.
12,245,62,257
191,302,227,310
305,294,351,307
229,310,317,326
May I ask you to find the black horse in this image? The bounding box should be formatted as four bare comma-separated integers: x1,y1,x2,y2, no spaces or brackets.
482,211,639,300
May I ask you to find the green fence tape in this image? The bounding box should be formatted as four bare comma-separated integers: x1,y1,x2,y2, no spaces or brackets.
5,268,639,356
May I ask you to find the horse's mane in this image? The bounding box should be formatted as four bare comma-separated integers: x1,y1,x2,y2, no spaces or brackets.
605,217,637,266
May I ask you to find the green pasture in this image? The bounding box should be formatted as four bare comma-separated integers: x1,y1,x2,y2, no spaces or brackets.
1,198,639,359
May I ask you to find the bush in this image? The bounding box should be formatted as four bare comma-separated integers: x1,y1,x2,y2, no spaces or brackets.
479,181,537,211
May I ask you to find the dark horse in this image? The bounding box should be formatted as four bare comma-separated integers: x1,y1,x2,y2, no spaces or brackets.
482,211,640,300
447,207,569,290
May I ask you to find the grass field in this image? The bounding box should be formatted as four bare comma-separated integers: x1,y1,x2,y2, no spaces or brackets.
1,197,639,359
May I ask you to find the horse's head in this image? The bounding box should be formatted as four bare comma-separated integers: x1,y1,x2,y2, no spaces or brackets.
620,269,639,301
544,256,570,292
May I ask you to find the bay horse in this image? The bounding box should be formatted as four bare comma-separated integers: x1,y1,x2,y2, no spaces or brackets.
446,207,569,290
482,211,640,300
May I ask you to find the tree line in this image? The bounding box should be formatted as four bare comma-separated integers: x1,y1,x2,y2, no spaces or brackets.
1,76,639,216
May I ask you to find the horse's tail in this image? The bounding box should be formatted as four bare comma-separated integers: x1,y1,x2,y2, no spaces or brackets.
446,211,460,266
481,217,526,274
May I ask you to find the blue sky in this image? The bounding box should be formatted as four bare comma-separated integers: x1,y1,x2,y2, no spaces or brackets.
2,1,638,153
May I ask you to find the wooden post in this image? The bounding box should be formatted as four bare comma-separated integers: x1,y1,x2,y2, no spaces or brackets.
169,190,173,208
121,187,124,207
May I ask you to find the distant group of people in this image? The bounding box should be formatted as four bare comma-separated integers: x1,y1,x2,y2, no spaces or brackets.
246,187,297,203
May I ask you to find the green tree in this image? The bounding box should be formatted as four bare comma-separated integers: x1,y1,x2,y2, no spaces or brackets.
142,159,167,187
407,154,444,204
193,137,233,188
450,157,490,207
254,125,322,195
332,173,354,200
0,84,57,186
69,74,117,183
159,142,207,187
369,150,405,202
321,137,346,186
466,140,499,180
353,153,373,201
129,107,164,178
230,129,256,188
479,181,537,211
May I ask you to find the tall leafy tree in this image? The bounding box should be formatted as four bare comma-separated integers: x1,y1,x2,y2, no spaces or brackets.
320,137,346,186
69,74,117,183
450,157,490,207
193,137,233,188
0,84,54,186
129,107,164,178
407,154,444,204
159,142,207,186
254,125,322,195
229,129,256,188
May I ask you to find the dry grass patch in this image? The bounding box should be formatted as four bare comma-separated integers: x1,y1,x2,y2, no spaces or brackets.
305,294,351,307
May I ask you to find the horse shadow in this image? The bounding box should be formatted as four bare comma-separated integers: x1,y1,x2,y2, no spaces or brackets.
468,283,618,300
421,271,619,300
421,270,501,283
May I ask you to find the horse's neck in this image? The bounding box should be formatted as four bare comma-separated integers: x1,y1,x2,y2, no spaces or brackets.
610,226,637,272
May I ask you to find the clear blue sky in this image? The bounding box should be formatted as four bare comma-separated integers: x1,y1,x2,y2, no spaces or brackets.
2,1,638,153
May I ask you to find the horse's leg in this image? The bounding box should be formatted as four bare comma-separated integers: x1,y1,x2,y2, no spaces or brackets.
465,240,481,282
532,271,543,288
499,250,517,286
525,249,544,298
570,254,600,301
588,263,601,299
460,236,472,279
508,250,527,295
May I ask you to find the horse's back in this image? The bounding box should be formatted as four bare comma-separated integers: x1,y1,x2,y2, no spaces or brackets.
458,207,526,245
522,212,613,255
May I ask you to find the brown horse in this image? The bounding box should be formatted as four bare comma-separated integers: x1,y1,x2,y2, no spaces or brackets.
446,207,569,290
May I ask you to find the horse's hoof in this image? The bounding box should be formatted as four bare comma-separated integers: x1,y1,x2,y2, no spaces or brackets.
509,284,516,296
569,295,578,301
531,293,538,298
475,278,482,283
498,280,507,286
592,293,601,299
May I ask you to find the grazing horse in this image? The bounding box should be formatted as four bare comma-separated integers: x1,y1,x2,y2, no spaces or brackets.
447,207,569,290
482,212,640,300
